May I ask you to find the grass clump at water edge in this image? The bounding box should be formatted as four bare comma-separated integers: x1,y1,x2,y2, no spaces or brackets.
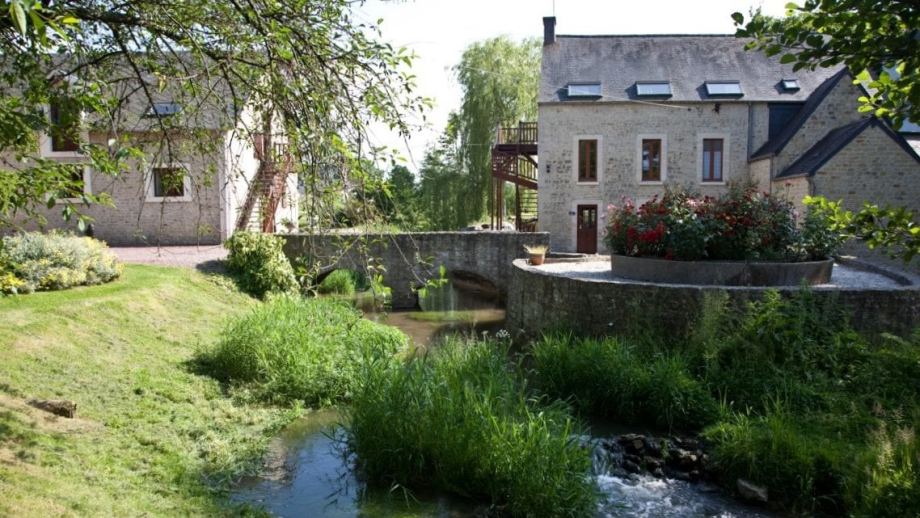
206,295,409,406
346,336,599,518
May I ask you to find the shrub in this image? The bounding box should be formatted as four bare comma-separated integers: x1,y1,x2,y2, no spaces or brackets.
208,295,408,405
223,231,297,298
603,182,840,262
347,337,599,518
1,232,121,294
315,269,369,295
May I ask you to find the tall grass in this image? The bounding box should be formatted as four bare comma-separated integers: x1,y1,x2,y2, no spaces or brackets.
530,332,717,430
528,288,920,517
346,336,599,518
207,295,408,406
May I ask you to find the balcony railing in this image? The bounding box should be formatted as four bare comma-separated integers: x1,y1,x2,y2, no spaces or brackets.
496,121,537,145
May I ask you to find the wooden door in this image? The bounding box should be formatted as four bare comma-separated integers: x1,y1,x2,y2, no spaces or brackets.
576,204,597,254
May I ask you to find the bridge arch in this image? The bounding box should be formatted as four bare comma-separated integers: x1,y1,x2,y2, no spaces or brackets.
281,232,550,309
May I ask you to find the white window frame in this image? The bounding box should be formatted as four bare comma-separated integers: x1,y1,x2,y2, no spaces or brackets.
48,164,92,203
636,134,667,184
146,163,193,202
572,135,603,185
697,133,730,185
38,103,87,159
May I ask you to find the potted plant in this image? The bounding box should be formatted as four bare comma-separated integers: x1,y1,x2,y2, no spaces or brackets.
523,244,548,266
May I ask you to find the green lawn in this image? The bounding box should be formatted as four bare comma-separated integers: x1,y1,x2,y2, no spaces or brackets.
0,265,295,518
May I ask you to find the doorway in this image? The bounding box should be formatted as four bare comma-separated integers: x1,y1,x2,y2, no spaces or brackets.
576,204,597,254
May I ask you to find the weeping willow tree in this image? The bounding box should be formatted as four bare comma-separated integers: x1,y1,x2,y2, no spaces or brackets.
417,36,539,229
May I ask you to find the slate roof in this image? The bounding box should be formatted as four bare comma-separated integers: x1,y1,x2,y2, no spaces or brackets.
776,117,920,179
750,69,852,159
539,35,844,104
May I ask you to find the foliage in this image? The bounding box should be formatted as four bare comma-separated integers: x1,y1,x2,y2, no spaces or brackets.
530,332,718,430
603,183,841,261
0,264,299,517
207,295,408,406
530,288,920,516
805,195,920,262
417,37,540,229
316,268,369,295
733,0,920,129
523,244,548,255
346,336,599,518
0,0,426,234
1,231,121,293
223,231,297,298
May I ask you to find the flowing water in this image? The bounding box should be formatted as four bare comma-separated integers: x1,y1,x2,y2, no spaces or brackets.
232,281,787,518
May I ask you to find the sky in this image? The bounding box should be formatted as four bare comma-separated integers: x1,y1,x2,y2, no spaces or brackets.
352,0,792,173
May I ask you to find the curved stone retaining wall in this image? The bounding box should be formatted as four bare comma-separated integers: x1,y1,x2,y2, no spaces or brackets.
506,259,920,339
610,255,834,286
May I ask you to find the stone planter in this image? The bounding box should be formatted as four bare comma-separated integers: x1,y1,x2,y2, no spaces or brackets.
609,255,833,286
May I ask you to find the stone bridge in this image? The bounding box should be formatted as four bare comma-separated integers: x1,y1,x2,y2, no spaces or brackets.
280,232,550,308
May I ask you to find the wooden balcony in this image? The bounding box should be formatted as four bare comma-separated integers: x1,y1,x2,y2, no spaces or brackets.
494,121,537,155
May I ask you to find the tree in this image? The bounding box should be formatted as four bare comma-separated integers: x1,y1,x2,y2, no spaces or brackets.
415,36,539,229
733,1,920,129
0,0,425,230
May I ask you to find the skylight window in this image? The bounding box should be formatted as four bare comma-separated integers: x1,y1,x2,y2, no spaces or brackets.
635,82,672,97
145,103,183,117
705,81,743,97
782,78,800,91
567,83,602,98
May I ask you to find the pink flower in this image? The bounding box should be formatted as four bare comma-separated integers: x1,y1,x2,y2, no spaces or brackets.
785,180,792,187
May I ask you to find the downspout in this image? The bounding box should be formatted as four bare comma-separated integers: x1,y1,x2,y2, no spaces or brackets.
747,103,754,160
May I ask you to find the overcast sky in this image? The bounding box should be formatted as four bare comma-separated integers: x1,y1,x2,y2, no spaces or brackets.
352,0,791,173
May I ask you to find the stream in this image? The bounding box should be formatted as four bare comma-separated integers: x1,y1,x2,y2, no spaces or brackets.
231,281,787,518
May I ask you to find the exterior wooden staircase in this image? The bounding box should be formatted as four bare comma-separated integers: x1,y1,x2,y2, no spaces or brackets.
490,121,538,231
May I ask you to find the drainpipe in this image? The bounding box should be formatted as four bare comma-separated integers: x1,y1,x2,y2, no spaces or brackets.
747,103,754,160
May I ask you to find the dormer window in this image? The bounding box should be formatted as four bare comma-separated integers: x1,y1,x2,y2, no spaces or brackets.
567,83,602,98
781,78,800,92
145,103,183,117
705,80,743,97
635,82,672,97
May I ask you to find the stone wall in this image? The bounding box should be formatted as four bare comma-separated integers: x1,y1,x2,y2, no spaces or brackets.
506,259,920,340
6,132,226,245
281,232,551,308
537,102,764,252
774,78,865,174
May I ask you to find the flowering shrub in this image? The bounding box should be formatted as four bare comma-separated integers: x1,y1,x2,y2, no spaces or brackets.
603,183,841,262
1,232,122,294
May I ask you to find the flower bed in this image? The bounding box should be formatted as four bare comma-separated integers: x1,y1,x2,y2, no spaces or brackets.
603,183,842,263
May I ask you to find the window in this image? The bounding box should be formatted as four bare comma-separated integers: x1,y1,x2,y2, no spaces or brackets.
781,78,800,92
49,99,80,152
152,167,185,198
567,83,602,98
704,80,743,97
641,139,662,182
53,165,91,201
702,139,723,182
578,139,597,182
635,82,672,97
144,102,183,117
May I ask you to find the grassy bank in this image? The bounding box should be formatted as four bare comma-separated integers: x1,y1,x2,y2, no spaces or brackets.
0,265,296,518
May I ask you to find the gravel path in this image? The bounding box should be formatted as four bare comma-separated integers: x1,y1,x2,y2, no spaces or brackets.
111,245,227,271
532,258,908,289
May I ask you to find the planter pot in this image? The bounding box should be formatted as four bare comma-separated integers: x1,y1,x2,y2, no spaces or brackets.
529,253,545,266
610,255,833,286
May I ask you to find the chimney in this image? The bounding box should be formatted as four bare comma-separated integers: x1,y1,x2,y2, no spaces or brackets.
543,16,556,46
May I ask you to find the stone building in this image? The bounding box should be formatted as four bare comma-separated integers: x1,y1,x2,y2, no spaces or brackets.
535,17,920,255
3,60,298,246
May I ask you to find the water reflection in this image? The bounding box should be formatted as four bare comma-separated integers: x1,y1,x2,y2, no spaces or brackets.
356,280,506,351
